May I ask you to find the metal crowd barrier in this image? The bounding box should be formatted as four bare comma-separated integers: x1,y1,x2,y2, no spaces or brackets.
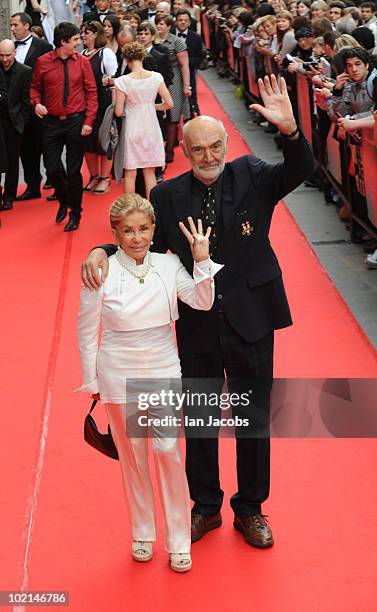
202,13,377,240
363,127,377,229
296,73,313,147
245,47,260,99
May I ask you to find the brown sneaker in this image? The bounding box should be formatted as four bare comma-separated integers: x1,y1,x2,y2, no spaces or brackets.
191,512,222,543
233,514,274,548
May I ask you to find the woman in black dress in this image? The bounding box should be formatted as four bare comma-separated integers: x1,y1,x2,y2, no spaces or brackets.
25,0,47,28
103,14,123,69
81,21,118,195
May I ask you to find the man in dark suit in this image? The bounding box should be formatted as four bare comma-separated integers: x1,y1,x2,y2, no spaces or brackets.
0,72,7,179
81,76,314,549
115,23,137,78
139,0,159,23
175,9,204,113
172,0,197,31
137,21,174,87
83,0,115,23
0,39,32,211
11,13,51,71
11,12,52,201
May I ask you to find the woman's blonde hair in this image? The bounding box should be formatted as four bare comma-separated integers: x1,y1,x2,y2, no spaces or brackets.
110,193,156,228
123,41,146,61
276,10,293,21
260,15,277,26
333,34,360,52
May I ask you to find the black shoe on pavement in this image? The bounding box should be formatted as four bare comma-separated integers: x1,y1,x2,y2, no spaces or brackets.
304,178,321,188
55,205,68,224
15,189,41,201
64,217,80,232
43,182,53,190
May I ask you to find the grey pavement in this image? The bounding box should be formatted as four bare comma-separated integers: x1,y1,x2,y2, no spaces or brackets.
201,69,377,350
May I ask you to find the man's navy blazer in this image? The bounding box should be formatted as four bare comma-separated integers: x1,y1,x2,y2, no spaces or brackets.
102,134,314,351
149,134,314,351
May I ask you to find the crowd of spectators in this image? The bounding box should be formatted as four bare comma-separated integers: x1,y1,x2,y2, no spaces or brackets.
0,0,376,266
0,1,205,230
202,0,377,268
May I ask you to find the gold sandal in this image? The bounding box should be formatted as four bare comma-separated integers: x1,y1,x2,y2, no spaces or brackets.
169,552,192,573
132,541,153,562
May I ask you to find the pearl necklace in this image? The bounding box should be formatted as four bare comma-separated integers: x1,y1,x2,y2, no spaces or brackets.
83,48,98,57
115,250,152,284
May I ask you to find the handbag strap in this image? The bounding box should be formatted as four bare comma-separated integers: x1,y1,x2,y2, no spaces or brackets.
88,398,114,439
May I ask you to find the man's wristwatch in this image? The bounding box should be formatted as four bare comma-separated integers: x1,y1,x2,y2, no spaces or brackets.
281,125,299,139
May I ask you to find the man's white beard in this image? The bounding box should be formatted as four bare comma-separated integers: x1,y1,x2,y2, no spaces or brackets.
192,159,226,184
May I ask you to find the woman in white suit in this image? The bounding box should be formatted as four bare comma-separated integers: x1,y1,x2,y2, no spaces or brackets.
77,193,222,572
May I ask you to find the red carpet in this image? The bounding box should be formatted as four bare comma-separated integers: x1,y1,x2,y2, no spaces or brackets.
1,77,377,612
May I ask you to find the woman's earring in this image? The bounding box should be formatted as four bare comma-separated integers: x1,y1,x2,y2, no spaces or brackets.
151,240,154,245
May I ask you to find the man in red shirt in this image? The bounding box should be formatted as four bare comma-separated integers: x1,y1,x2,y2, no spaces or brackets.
30,22,98,231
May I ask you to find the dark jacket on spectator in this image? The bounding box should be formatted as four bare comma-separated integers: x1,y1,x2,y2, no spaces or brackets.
0,60,32,134
146,44,174,87
23,36,53,70
184,29,204,70
82,9,115,23
0,70,7,172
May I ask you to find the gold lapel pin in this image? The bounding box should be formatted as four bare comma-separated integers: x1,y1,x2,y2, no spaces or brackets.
241,221,254,236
